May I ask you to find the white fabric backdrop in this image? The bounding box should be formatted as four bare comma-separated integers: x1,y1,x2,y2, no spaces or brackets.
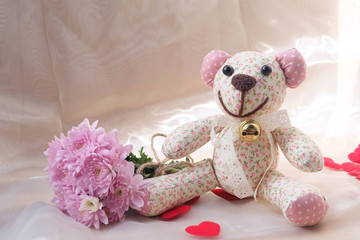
1,0,359,239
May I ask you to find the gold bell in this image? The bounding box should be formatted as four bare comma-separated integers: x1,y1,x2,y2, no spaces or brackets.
239,119,261,142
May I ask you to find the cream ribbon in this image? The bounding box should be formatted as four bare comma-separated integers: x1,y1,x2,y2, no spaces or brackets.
210,110,291,200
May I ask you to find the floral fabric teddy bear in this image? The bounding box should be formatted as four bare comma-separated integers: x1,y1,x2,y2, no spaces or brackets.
139,49,328,226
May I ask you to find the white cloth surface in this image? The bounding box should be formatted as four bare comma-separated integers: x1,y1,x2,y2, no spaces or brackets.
1,0,360,239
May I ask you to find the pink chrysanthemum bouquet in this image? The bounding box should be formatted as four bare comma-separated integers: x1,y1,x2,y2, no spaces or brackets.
44,119,151,229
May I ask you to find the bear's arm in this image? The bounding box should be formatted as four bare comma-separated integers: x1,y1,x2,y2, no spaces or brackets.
272,126,323,172
161,115,223,159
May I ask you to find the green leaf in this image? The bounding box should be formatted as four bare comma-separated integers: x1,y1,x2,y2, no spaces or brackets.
126,147,155,178
126,147,153,165
125,147,190,179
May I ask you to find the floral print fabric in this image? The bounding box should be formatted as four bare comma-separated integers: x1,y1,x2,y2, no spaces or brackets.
155,115,326,225
140,159,218,216
213,51,287,118
161,115,222,159
213,126,278,193
257,170,327,226
272,127,323,172
147,50,327,226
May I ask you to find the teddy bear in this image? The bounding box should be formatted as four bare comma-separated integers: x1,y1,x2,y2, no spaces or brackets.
139,48,328,227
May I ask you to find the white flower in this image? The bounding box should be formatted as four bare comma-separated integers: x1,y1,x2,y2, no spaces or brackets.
79,196,102,213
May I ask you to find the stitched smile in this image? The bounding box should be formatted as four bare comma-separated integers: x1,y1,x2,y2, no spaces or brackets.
217,91,269,118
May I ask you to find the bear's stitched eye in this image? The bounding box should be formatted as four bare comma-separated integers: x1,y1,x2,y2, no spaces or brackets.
222,65,234,77
261,65,272,76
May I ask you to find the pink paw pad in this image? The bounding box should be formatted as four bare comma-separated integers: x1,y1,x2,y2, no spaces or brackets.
285,193,328,226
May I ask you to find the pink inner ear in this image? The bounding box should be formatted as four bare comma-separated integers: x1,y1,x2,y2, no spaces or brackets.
200,50,231,88
275,49,306,88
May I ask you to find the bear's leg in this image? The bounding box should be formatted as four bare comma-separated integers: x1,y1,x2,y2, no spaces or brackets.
138,158,219,216
257,170,328,226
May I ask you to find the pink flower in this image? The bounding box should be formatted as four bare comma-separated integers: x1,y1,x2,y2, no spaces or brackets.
66,191,108,229
44,118,141,229
99,129,132,161
51,183,70,211
44,135,63,165
44,135,67,184
104,162,152,218
103,206,125,224
73,154,116,198
45,119,111,186
60,120,107,169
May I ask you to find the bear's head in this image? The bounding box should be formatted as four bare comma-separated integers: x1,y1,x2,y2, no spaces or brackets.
200,49,306,118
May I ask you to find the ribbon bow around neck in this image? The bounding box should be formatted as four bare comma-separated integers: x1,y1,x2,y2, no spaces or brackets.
210,110,292,200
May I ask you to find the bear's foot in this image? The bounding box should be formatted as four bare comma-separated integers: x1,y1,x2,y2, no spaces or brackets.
285,193,328,226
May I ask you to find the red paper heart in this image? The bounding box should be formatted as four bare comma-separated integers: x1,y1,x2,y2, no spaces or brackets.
355,145,360,153
185,196,200,204
348,170,360,176
211,188,239,200
324,157,342,170
348,152,360,164
341,162,360,172
160,205,191,219
185,221,221,236
356,175,360,180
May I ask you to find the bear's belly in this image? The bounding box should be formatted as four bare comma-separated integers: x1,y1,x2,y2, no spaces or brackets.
213,129,279,196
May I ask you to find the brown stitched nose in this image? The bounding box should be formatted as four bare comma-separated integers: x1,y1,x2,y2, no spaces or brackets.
231,74,256,92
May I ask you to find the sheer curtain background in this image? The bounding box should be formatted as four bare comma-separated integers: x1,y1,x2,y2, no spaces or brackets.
0,0,359,239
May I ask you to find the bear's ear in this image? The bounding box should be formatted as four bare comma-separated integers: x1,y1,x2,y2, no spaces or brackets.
200,50,231,88
275,48,306,88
